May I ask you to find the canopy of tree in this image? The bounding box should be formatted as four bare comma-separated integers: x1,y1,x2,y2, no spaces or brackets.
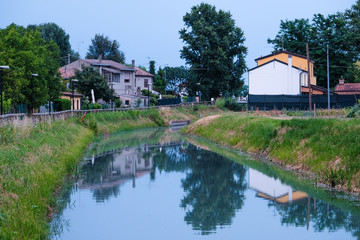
179,3,247,100
0,24,63,113
86,34,125,64
27,23,79,66
73,66,113,102
268,0,360,87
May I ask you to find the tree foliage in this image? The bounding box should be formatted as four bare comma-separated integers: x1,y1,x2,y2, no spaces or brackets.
153,67,165,94
86,34,125,63
179,3,247,100
27,23,79,66
0,24,63,113
73,66,113,102
268,7,360,88
149,60,156,75
165,66,192,95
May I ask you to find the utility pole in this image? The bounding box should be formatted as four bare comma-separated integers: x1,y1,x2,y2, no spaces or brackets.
68,53,71,65
307,43,312,110
327,44,330,110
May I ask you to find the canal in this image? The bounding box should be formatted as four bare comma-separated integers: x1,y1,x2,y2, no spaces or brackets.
51,128,360,239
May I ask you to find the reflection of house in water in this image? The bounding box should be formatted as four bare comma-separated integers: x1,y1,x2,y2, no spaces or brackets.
248,169,307,204
80,145,153,192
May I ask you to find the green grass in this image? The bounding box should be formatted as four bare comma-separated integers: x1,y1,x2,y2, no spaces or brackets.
184,114,360,192
0,105,224,239
0,119,94,239
83,109,166,134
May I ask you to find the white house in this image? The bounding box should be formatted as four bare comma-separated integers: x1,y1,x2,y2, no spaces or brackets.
249,50,326,96
249,58,306,95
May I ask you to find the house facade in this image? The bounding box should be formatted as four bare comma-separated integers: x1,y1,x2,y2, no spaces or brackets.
249,50,325,95
59,58,154,107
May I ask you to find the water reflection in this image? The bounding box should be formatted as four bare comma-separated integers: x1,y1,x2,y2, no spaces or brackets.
52,128,360,239
179,145,247,234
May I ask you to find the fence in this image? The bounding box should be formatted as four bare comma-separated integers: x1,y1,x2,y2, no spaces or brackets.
0,101,214,127
248,94,360,110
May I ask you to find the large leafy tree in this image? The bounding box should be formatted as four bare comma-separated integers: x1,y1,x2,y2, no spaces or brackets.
0,24,63,113
179,3,247,100
165,66,192,95
86,34,125,63
268,11,360,88
27,23,79,66
73,66,113,102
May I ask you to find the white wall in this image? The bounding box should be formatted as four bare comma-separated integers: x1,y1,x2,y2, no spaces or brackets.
249,61,302,95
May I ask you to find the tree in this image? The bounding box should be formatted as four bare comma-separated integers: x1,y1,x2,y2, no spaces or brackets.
164,66,192,95
149,60,156,75
153,67,165,94
0,24,63,113
27,23,79,66
179,3,247,100
73,66,113,102
86,34,125,63
268,11,360,88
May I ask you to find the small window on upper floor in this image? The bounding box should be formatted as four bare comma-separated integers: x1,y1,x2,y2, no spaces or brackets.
125,79,130,83
144,79,148,88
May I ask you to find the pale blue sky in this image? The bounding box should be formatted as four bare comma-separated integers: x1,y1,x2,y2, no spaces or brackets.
0,0,356,76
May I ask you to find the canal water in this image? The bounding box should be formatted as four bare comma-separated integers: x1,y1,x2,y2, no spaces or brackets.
51,128,360,239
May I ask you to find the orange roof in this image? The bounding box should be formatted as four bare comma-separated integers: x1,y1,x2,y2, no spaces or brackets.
335,83,360,93
135,67,154,77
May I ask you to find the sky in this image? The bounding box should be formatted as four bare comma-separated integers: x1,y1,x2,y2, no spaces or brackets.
0,0,356,83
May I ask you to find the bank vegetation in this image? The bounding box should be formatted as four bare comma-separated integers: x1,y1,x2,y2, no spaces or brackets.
185,113,360,193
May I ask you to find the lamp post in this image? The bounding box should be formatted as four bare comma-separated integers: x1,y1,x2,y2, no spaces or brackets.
0,66,10,115
164,63,168,95
71,79,78,110
147,83,151,107
31,74,38,114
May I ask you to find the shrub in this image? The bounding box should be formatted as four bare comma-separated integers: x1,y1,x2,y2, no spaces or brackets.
114,98,122,108
224,98,244,111
91,103,102,109
347,100,360,118
53,99,71,111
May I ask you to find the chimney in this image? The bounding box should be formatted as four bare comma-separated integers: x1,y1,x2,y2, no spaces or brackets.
98,54,102,63
132,60,135,68
339,77,345,85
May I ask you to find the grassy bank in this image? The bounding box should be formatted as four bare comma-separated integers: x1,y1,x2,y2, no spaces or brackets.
0,105,220,239
185,113,360,192
0,119,94,239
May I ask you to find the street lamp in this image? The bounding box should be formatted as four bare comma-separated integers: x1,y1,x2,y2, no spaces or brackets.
0,66,10,115
147,83,152,107
31,74,38,114
164,63,168,95
71,79,78,110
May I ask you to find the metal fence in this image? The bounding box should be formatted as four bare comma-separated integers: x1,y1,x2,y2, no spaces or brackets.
248,94,360,110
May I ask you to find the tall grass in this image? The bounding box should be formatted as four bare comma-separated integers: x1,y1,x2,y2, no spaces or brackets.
0,120,94,239
185,115,360,192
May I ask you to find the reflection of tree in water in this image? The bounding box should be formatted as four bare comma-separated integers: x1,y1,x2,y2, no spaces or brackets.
154,143,248,235
271,197,360,238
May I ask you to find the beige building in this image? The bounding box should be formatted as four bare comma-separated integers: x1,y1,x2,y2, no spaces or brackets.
59,58,154,107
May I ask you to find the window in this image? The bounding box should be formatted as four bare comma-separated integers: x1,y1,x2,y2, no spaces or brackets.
144,79,149,88
113,74,120,83
104,72,112,83
125,100,130,105
125,85,132,94
125,79,130,83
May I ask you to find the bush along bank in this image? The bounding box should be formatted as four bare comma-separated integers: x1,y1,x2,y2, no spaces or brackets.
184,114,360,193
